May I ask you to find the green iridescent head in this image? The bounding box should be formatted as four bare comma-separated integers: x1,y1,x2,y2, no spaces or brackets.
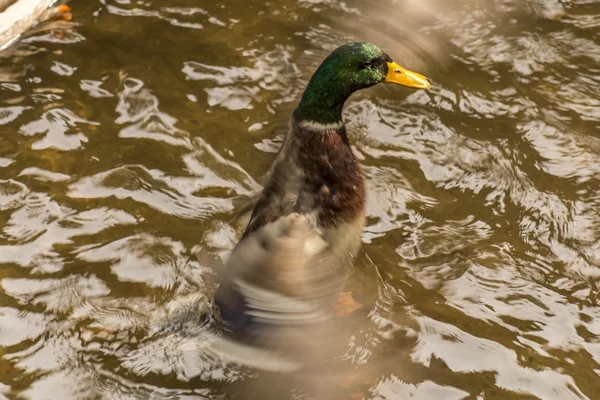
294,42,430,125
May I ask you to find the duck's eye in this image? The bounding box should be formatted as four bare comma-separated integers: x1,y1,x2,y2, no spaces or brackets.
360,61,372,70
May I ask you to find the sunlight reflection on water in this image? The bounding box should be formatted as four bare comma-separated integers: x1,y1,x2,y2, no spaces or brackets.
0,0,599,398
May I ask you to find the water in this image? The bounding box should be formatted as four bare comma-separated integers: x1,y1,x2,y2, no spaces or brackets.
0,0,599,398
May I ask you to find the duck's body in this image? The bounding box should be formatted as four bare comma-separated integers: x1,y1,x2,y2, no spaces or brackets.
215,117,366,337
0,0,70,50
214,43,430,355
244,117,366,241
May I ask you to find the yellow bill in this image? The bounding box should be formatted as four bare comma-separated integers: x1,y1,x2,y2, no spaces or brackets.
385,61,430,89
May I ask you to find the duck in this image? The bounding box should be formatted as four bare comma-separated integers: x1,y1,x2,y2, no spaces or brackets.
0,0,71,51
213,42,430,361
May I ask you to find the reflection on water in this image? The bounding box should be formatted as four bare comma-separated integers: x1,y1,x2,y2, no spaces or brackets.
0,0,599,398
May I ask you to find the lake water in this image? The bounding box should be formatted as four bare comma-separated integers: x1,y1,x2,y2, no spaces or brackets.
0,0,599,399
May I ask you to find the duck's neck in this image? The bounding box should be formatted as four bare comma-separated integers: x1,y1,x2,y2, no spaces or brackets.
293,69,355,125
290,113,349,146
293,117,346,133
293,100,345,126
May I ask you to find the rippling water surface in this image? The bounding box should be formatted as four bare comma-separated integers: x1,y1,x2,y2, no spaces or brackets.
1,0,599,398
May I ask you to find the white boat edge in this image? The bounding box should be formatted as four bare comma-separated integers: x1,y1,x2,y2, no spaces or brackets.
0,0,58,50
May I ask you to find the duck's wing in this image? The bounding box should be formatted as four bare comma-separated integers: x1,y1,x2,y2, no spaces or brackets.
215,212,346,331
239,130,313,237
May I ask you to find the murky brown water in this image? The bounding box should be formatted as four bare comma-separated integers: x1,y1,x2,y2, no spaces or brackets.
0,0,599,398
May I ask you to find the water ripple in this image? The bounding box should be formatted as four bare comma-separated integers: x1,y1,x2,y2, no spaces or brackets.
0,0,599,398
20,108,99,150
413,317,589,400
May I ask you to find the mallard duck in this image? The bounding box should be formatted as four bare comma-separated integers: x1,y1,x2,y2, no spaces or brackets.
214,42,429,356
0,0,71,50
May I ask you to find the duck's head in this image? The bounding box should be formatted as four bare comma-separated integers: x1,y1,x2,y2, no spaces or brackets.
294,42,430,125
